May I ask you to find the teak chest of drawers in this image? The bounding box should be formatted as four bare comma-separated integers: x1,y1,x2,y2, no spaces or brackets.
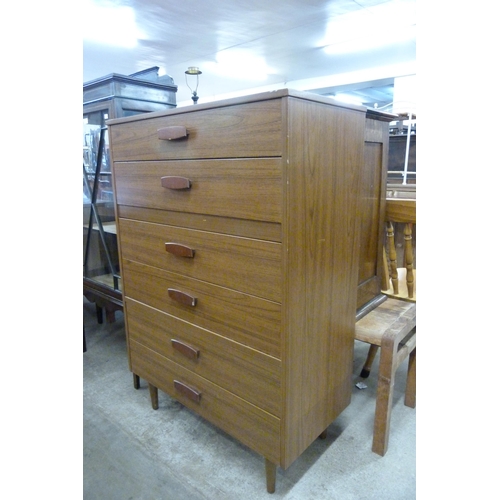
108,89,367,493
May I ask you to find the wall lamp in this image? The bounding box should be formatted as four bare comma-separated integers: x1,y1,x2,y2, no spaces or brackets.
185,66,202,104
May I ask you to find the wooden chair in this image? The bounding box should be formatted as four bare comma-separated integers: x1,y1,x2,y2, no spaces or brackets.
355,196,416,456
359,198,416,379
355,297,416,456
382,198,416,301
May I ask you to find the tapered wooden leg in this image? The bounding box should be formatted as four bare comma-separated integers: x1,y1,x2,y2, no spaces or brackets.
405,348,416,408
148,383,159,410
265,459,276,494
133,373,140,389
360,344,379,378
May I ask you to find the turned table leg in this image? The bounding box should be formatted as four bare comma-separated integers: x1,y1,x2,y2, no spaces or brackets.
265,459,276,494
148,383,159,410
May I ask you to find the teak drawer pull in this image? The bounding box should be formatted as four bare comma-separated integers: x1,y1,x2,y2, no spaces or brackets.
168,288,197,307
165,242,195,258
174,380,202,403
171,339,200,360
161,176,192,190
157,126,188,141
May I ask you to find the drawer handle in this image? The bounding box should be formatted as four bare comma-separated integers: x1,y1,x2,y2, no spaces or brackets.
161,176,192,190
165,242,195,258
157,126,188,141
174,380,202,403
171,339,200,360
168,288,197,307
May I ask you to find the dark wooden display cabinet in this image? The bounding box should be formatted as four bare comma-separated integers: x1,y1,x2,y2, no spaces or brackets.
83,67,177,322
387,114,416,186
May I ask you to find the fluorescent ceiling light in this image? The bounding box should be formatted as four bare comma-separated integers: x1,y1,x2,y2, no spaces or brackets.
332,93,365,106
320,2,416,55
83,0,142,48
323,25,416,55
204,50,275,81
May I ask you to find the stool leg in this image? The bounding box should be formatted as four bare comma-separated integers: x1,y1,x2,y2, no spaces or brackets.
265,459,276,494
96,304,104,324
360,345,379,378
405,347,416,408
148,383,159,410
372,339,396,456
105,309,116,323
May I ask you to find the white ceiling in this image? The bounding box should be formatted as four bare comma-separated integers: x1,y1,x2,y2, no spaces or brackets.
83,0,416,108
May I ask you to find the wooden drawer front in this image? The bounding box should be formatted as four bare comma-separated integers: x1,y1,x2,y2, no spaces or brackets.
118,205,282,243
113,159,283,223
126,299,281,416
119,219,281,302
130,340,281,463
109,99,283,161
122,261,281,358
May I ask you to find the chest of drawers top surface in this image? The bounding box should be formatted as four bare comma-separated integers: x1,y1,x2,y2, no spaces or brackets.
107,89,365,161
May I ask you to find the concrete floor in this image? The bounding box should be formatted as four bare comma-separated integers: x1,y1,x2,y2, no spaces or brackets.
83,297,416,499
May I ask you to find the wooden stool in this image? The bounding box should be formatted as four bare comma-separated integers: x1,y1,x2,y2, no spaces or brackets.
355,297,416,456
